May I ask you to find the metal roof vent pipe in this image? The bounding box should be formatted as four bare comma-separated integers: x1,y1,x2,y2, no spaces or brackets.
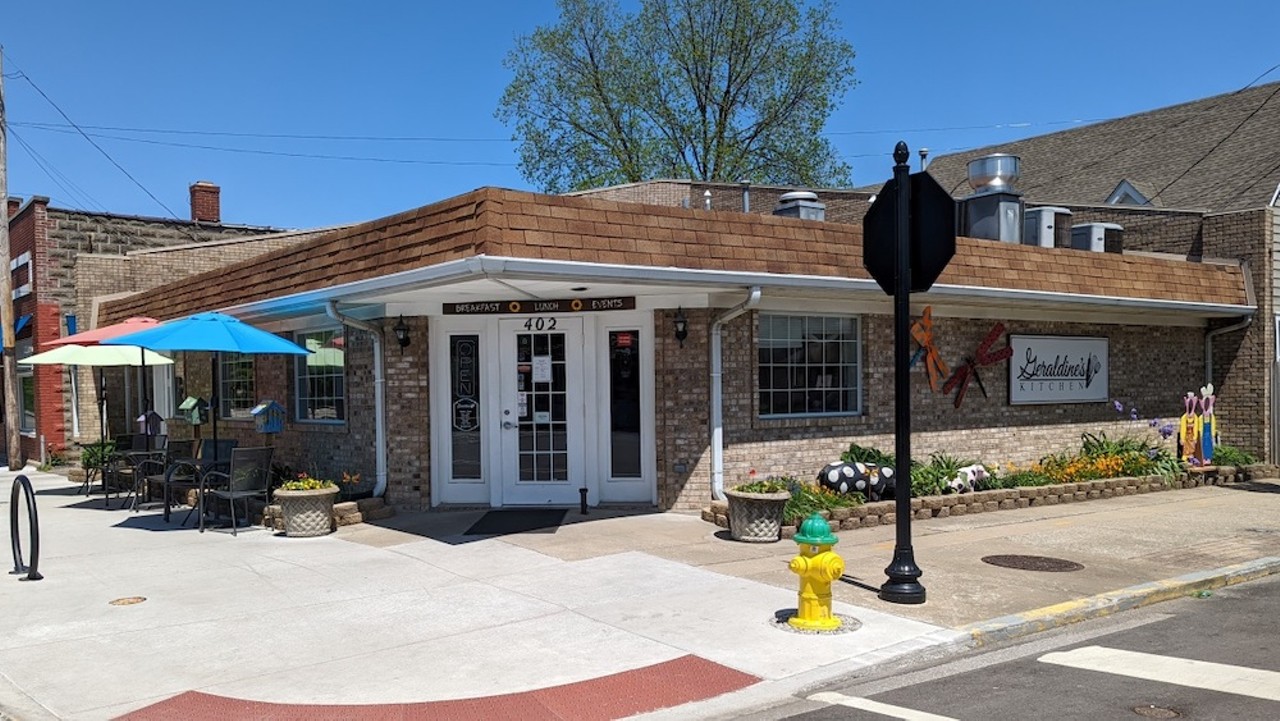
774,190,825,221
961,154,1024,243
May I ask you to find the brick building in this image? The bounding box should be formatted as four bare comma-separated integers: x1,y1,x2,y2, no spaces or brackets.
89,84,1277,513
97,185,1251,513
2,182,338,464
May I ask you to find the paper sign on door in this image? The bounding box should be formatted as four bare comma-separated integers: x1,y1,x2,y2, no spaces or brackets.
532,355,552,383
517,393,528,418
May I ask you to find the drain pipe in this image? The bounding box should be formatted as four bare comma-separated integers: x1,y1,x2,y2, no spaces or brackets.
710,286,762,501
326,302,388,498
1205,260,1255,387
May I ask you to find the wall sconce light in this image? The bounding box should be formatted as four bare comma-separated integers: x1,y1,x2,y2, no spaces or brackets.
673,308,688,348
393,315,411,350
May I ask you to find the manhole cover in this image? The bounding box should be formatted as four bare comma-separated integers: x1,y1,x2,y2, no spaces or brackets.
1132,704,1180,718
109,596,147,606
981,554,1084,572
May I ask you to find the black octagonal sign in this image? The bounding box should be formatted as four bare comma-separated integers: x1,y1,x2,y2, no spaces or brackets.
863,172,958,294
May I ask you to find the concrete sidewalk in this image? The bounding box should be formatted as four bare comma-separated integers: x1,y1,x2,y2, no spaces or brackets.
1,467,1277,720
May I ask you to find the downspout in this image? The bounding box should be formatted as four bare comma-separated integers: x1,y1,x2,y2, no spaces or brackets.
710,286,762,501
326,302,388,498
1205,260,1255,387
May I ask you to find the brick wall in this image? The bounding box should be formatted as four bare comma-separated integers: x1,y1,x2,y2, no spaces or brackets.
573,180,874,225
655,309,1207,511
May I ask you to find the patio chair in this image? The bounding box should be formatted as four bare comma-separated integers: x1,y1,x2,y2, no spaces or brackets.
197,446,274,535
161,438,240,524
108,434,168,510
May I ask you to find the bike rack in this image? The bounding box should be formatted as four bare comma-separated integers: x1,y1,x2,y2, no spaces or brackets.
10,475,43,581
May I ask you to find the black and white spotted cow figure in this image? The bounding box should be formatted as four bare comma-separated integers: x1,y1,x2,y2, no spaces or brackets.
818,461,861,495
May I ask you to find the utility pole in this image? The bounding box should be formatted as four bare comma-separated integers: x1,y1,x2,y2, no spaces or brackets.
0,48,24,470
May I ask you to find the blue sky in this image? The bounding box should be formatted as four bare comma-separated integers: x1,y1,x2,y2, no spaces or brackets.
3,1,1278,229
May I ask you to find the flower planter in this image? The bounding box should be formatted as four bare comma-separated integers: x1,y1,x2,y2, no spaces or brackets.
724,488,790,543
275,486,339,537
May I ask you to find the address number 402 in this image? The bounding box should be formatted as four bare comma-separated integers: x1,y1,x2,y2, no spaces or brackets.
522,317,558,331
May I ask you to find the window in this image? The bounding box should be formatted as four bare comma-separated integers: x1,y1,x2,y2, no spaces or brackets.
16,339,34,433
294,329,345,422
218,353,256,419
758,314,860,417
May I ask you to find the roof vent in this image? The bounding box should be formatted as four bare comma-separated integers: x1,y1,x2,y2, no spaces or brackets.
1071,223,1124,253
962,155,1023,243
966,154,1020,195
774,191,825,221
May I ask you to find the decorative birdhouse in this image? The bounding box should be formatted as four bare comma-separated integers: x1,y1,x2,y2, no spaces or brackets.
251,400,286,435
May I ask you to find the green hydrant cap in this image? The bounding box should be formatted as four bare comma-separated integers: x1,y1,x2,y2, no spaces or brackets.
794,513,839,545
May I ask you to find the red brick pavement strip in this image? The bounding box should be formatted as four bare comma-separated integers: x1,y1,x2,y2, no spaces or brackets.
117,655,760,721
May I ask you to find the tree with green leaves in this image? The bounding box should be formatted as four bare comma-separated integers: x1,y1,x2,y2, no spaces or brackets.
497,0,856,193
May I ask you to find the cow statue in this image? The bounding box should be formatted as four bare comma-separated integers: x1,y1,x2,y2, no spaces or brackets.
948,464,989,494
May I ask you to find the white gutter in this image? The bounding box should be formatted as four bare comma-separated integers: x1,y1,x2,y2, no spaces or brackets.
325,301,388,498
1205,261,1255,386
710,287,761,501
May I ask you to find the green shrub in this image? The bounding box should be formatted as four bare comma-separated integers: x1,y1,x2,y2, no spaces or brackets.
80,441,116,470
1213,445,1257,466
841,442,895,468
733,478,789,494
780,478,861,525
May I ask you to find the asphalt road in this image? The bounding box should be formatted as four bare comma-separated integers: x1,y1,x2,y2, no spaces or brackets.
736,573,1280,721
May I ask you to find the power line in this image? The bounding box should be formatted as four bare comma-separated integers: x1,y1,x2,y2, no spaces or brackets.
11,120,515,143
8,66,184,220
21,124,519,167
1240,63,1280,91
7,127,108,211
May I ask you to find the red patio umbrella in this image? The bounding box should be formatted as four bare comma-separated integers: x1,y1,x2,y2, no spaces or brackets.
45,317,163,450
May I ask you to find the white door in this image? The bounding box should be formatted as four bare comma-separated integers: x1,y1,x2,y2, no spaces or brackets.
498,317,585,505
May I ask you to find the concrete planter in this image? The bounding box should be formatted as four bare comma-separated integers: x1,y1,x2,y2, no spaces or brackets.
275,486,339,537
724,488,790,543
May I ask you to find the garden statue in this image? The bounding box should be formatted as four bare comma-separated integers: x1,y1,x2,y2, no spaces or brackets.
948,464,988,494
818,460,890,501
1200,384,1218,462
818,461,860,495
787,513,844,631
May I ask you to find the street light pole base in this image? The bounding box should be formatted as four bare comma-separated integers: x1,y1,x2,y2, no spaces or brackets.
879,546,926,604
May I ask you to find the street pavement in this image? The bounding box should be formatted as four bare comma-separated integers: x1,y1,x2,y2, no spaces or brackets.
0,465,1277,720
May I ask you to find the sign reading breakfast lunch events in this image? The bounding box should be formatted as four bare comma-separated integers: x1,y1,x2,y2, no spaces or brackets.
1009,335,1109,404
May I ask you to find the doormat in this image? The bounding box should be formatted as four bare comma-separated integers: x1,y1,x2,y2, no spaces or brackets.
464,509,568,536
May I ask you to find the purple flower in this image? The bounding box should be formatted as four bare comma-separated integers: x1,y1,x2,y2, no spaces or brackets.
1130,409,1139,421
1113,400,1124,413
1147,448,1159,459
1189,457,1202,467
1148,418,1159,428
1158,423,1175,440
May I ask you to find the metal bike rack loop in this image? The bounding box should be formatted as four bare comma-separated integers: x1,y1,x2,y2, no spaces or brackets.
10,475,43,581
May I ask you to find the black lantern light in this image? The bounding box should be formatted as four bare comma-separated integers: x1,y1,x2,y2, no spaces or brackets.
393,315,411,350
673,308,688,348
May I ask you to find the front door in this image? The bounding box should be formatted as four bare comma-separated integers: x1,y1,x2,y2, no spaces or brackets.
498,317,584,505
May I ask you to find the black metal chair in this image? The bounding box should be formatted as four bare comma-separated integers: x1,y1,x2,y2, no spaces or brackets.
161,438,240,524
198,447,274,535
109,434,168,510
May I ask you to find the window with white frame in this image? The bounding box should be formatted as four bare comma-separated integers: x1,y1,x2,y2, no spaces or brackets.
758,314,861,417
218,352,255,419
294,328,345,422
16,339,35,432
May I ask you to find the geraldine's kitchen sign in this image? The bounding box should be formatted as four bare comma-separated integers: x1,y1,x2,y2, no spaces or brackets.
1009,335,1108,404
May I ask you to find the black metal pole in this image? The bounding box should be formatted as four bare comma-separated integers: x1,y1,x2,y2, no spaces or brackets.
880,141,926,604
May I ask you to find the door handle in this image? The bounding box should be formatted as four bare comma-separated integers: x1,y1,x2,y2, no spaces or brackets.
502,421,517,430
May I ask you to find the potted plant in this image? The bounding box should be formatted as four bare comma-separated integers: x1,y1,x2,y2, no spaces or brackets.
724,471,791,543
274,473,339,537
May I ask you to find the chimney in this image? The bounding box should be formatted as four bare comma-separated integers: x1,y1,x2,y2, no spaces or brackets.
189,181,221,223
961,154,1024,243
773,191,826,221
7,197,22,219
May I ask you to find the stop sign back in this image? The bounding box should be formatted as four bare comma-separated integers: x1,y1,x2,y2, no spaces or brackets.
863,172,958,294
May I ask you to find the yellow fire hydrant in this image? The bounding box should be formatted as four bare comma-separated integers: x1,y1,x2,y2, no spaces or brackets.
788,513,844,631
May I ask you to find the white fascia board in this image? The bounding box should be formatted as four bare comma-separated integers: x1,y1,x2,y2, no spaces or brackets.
222,255,1254,321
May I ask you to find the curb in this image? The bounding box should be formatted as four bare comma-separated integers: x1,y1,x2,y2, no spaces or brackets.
958,556,1280,646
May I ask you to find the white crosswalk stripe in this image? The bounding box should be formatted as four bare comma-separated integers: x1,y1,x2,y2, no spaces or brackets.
1039,645,1280,702
807,692,959,720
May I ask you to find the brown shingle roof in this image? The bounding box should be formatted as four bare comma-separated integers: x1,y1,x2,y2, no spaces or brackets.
100,187,1248,323
923,81,1280,212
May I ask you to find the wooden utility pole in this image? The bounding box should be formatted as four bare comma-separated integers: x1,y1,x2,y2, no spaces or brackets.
0,49,25,470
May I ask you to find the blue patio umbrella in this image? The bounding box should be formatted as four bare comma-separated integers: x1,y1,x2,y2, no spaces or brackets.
103,312,310,477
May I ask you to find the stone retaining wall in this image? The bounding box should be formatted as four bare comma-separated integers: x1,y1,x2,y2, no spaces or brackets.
702,464,1278,537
